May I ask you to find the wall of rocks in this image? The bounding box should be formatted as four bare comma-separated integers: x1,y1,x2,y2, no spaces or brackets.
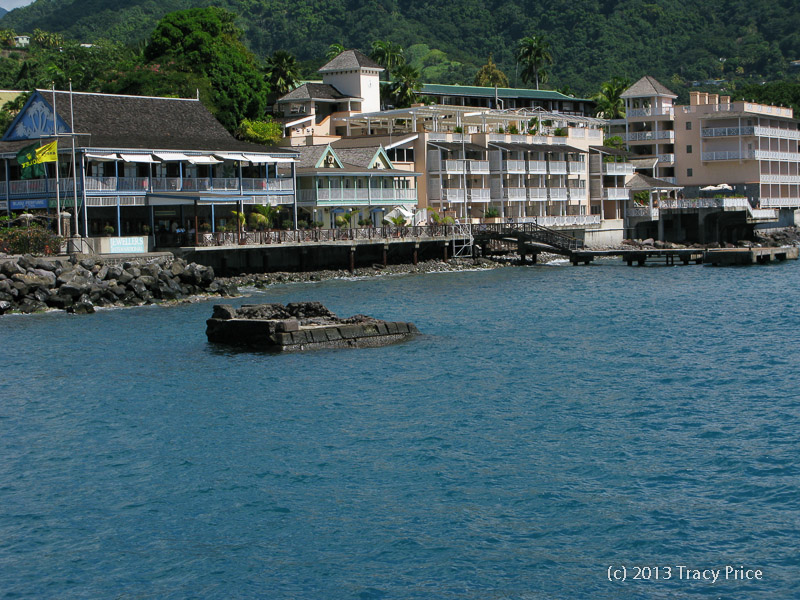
0,255,238,315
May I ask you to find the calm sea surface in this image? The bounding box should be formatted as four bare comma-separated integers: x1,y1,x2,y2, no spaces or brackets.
1,260,799,599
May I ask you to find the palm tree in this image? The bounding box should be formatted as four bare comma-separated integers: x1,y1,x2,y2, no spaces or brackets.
591,77,630,119
388,63,421,108
252,204,279,229
516,35,553,90
326,42,346,61
474,55,509,88
370,40,405,80
265,50,300,97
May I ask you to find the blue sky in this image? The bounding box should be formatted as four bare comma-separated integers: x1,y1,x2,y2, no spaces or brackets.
0,0,35,11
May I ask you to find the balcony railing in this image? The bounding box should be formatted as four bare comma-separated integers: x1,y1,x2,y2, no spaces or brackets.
760,197,800,208
301,188,418,205
548,161,567,174
501,160,526,173
760,174,800,184
658,154,675,163
468,160,490,174
601,163,635,175
753,126,800,140
754,150,800,161
701,150,755,161
514,215,601,227
468,188,491,201
3,176,295,196
549,187,569,200
627,107,674,118
151,177,181,191
569,161,587,172
701,126,755,138
442,188,466,202
500,187,527,201
627,206,658,219
528,188,548,201
624,130,675,141
527,160,547,174
603,188,629,200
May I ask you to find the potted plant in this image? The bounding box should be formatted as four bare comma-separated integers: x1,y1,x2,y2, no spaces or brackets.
483,206,502,223
103,224,115,236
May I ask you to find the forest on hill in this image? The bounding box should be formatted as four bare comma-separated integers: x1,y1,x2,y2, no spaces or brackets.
2,0,800,97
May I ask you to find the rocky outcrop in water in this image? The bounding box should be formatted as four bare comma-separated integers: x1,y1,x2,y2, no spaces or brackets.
0,254,238,315
206,301,420,352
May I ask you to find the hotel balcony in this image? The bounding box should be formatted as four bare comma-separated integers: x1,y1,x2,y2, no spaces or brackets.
441,188,466,203
528,160,547,174
760,197,800,208
753,126,800,140
3,176,294,197
627,107,674,118
496,187,527,201
427,158,467,174
548,161,568,174
300,188,417,205
754,150,800,161
467,160,490,174
701,150,755,161
569,161,587,173
623,130,675,142
603,188,629,200
601,163,635,175
701,126,755,138
527,188,548,201
658,154,675,164
549,187,569,200
760,174,800,184
501,159,526,174
468,188,491,202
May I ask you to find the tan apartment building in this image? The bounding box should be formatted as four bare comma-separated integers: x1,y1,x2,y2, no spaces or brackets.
616,76,794,242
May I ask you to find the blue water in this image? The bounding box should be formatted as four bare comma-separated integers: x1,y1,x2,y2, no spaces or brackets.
1,260,799,599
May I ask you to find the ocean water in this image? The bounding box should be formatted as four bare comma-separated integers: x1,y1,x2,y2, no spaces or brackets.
1,260,799,599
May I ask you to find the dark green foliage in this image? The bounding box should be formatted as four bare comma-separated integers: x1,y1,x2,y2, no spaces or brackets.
0,223,62,255
2,0,800,96
142,7,267,131
734,81,800,114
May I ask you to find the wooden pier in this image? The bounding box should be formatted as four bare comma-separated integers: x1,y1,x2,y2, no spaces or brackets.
569,246,797,266
703,246,799,266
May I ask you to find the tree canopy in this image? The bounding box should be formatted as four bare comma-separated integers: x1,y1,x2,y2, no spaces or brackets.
474,55,509,88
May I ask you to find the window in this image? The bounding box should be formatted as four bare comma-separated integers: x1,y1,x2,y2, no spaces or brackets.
687,168,693,177
687,145,693,154
686,121,692,130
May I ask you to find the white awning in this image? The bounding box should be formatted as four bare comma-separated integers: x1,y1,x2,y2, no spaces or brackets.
214,152,249,161
119,153,159,163
154,152,190,161
242,154,273,164
85,152,119,162
285,115,314,128
188,155,222,165
270,157,296,163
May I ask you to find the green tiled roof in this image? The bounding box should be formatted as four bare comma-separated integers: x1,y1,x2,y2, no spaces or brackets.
419,83,590,102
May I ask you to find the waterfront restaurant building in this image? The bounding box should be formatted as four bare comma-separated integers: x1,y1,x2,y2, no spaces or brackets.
0,89,298,252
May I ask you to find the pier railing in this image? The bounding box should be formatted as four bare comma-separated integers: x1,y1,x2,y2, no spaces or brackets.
195,224,467,247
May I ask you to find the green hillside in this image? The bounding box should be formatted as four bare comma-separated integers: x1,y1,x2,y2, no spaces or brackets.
2,0,800,95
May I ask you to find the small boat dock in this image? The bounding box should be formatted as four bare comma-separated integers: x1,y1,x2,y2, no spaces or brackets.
569,246,798,266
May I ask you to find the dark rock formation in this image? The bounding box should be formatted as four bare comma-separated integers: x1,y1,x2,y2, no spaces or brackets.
206,302,419,352
0,254,239,315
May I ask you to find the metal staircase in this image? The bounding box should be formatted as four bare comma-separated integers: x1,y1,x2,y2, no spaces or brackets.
451,220,474,257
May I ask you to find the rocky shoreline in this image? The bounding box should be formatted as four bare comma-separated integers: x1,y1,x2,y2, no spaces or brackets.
217,256,509,289
0,254,237,315
3,226,799,316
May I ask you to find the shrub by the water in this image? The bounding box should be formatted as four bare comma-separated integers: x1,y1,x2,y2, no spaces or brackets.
0,224,62,255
